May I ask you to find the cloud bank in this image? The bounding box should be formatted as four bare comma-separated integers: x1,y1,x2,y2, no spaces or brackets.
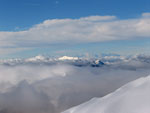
1,13,150,55
0,55,150,113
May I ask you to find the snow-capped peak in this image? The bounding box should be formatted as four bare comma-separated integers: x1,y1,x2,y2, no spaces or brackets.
58,56,78,61
62,75,150,113
26,55,46,62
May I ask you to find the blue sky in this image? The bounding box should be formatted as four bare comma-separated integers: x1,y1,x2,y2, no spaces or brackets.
0,0,150,31
0,0,150,58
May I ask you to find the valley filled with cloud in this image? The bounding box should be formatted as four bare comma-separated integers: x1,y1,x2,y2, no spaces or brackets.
0,55,149,113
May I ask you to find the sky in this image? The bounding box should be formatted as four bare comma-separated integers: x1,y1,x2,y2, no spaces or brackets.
0,0,150,58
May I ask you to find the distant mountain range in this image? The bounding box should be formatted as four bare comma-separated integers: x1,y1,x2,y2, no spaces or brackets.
0,55,150,68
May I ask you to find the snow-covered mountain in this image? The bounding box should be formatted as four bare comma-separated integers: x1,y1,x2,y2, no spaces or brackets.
25,55,46,62
0,55,105,67
0,54,150,69
62,75,150,113
58,56,79,61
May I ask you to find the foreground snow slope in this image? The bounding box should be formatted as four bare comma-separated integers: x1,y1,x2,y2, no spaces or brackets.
62,75,150,113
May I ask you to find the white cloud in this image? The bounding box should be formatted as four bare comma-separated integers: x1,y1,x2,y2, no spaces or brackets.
0,13,150,55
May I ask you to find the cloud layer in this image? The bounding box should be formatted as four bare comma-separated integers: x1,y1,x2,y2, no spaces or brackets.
0,55,150,113
1,13,150,55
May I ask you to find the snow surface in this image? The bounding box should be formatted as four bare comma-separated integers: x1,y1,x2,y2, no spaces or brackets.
26,55,46,61
58,56,79,60
62,75,150,113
